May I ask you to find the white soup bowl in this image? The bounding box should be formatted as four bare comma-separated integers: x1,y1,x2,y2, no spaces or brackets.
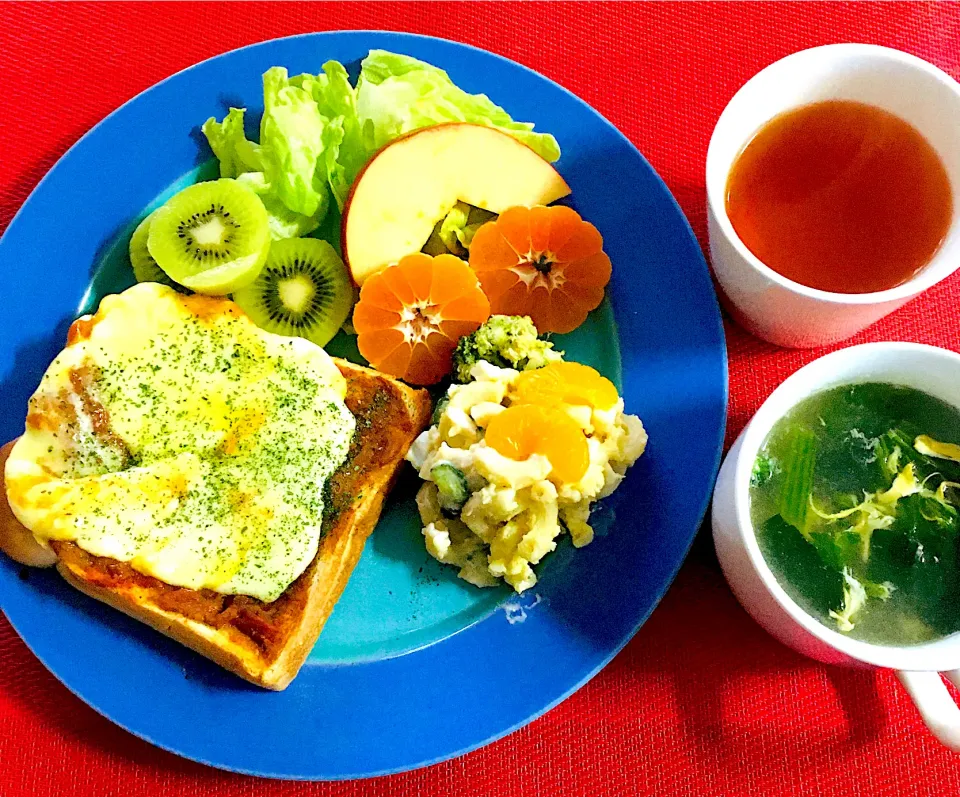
712,342,960,750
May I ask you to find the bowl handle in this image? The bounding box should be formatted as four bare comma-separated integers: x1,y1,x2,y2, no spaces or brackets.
897,670,960,750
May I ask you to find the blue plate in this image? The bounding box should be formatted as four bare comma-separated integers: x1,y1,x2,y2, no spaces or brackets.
0,32,726,779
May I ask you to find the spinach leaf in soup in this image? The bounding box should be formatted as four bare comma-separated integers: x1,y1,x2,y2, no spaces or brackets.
750,382,960,646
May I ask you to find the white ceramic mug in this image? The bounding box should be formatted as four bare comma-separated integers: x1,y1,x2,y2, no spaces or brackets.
706,44,960,348
712,342,960,750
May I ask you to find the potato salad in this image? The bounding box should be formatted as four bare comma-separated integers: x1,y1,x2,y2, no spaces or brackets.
406,359,647,592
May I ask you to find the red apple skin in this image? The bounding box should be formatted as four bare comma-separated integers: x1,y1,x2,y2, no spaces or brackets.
341,122,570,286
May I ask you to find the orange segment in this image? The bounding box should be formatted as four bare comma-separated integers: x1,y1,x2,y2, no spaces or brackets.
554,223,604,262
490,206,531,254
468,224,519,272
355,253,490,385
528,205,555,252
469,205,612,334
562,251,613,286
485,404,589,484
351,304,399,330
536,205,583,252
512,362,619,411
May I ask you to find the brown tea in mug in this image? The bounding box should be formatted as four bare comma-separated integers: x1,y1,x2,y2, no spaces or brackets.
725,100,953,294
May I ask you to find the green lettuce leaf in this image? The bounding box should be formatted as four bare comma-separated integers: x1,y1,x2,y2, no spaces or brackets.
201,107,321,239
201,107,264,177
294,61,375,209
260,67,331,219
438,202,471,255
234,172,321,240
356,50,560,162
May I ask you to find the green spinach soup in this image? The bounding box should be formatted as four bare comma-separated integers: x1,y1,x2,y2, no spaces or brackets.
751,382,960,645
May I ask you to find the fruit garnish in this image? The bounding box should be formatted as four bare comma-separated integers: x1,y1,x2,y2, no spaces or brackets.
354,252,490,385
468,205,612,334
512,361,619,411
147,179,271,295
342,124,570,286
233,238,354,347
484,404,589,484
128,212,186,292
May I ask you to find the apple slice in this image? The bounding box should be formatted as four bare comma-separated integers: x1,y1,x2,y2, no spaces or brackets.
342,123,571,285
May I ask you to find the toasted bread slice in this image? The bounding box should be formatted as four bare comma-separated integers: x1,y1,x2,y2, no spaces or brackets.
0,358,431,690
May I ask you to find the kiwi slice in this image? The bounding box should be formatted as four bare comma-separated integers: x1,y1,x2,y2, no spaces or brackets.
233,238,354,348
128,213,187,291
146,179,271,295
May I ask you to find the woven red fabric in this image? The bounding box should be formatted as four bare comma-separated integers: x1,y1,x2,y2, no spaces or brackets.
2,2,960,794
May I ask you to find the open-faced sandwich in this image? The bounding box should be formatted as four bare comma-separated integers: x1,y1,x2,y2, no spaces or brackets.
1,284,430,689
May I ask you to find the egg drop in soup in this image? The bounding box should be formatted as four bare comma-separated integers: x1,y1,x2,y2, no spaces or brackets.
751,383,960,645
725,100,953,294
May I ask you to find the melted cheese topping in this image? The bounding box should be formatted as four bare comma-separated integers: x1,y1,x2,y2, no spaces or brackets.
5,283,355,602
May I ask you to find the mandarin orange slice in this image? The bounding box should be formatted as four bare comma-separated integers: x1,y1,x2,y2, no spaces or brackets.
512,361,619,411
468,205,612,334
354,252,490,385
485,404,589,484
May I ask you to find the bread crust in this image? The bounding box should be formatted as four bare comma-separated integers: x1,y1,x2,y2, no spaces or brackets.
2,358,431,690
0,440,56,568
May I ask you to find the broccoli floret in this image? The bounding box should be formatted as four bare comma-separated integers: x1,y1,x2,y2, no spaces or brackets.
452,315,561,383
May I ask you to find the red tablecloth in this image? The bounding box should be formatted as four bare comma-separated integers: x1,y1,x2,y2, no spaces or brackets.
2,2,959,794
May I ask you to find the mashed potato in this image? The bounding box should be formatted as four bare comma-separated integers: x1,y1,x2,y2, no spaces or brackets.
406,361,647,592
